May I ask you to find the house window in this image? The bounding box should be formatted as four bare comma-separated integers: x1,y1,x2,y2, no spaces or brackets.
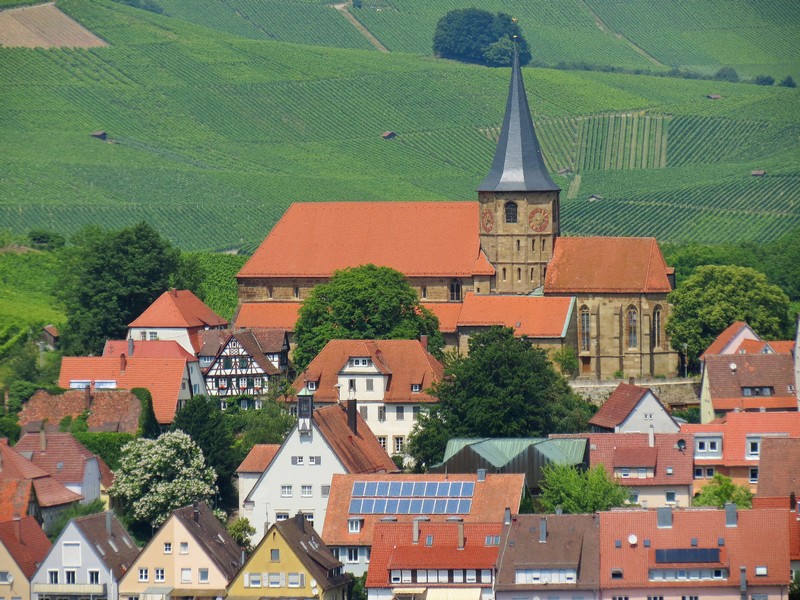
349,378,356,392
239,357,248,369
481,570,492,583
360,406,368,420
378,406,386,421
48,570,58,584
88,570,100,584
304,513,314,525
421,286,427,299
302,485,313,497
223,357,232,370
218,378,228,389
450,280,462,302
288,573,304,588
580,306,590,352
139,568,149,582
276,513,289,521
611,569,623,579
162,542,172,555
181,569,191,583
627,306,638,348
516,239,520,252
293,286,300,299
254,377,262,389
65,570,76,584
268,573,281,587
349,519,362,533
321,485,330,497
747,438,760,458
281,485,293,497
394,436,405,453
271,548,280,561
502,268,507,282
504,201,518,223
153,568,164,582
666,491,677,504
140,331,147,341
466,570,477,583
413,406,420,420
453,570,464,583
750,467,759,483
694,467,703,479
706,467,715,477
411,383,421,393
709,440,719,451
377,436,387,449
396,406,405,420
347,548,359,563
391,571,402,584
180,542,189,554
248,573,262,587
366,379,374,392
517,268,521,282
149,332,158,340
307,381,316,391
629,491,639,504
653,306,663,348
239,377,248,389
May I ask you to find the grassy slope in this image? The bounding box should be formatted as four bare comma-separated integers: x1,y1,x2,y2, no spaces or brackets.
0,0,797,251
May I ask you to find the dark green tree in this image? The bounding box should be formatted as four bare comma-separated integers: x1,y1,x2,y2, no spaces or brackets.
27,229,65,251
224,397,295,453
538,464,628,513
692,473,752,508
432,9,531,67
407,327,594,470
227,517,256,554
714,67,739,82
58,222,184,356
293,265,443,370
131,388,160,439
666,265,792,365
779,75,796,88
754,74,775,86
172,395,237,506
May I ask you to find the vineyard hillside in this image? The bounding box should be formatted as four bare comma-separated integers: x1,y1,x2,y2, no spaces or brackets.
0,0,798,250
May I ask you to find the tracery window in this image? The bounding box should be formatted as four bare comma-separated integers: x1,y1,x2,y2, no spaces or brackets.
504,202,518,223
580,306,590,352
627,306,638,348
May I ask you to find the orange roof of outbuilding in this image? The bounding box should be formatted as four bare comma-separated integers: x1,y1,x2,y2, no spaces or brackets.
0,516,51,579
235,302,301,330
238,202,495,279
544,237,672,294
735,338,795,355
236,444,280,473
103,339,195,360
456,293,574,337
128,289,227,328
58,356,191,424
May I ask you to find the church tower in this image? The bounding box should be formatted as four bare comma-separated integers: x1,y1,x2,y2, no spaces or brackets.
478,45,560,294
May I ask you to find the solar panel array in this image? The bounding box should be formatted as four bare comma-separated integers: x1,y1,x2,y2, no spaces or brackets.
654,548,721,563
349,481,475,515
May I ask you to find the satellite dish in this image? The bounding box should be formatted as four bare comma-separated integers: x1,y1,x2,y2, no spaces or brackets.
5,574,12,583
677,439,687,451
628,534,638,546
312,587,319,597
310,579,317,588
729,362,737,372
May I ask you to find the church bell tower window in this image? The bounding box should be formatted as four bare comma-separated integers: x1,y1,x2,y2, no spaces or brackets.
504,202,518,223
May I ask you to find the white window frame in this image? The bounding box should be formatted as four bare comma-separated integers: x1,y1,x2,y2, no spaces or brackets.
181,568,191,584
347,547,359,563
301,485,313,498
198,569,209,584
180,541,189,554
139,568,149,583
155,568,165,583
281,485,293,498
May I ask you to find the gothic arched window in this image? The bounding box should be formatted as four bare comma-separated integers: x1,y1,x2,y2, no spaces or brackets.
653,305,662,349
504,202,518,223
580,306,591,352
449,279,462,302
627,306,638,349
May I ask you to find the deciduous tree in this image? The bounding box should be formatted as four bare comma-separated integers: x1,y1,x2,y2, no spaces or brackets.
407,327,593,470
692,473,752,508
665,265,792,364
293,265,443,370
432,9,531,67
538,464,628,513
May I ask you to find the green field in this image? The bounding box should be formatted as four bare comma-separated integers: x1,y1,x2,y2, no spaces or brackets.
0,0,798,250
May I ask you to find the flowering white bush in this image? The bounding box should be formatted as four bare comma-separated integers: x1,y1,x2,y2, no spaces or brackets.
110,430,217,528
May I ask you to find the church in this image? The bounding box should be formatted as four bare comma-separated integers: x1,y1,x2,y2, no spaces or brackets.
236,49,678,380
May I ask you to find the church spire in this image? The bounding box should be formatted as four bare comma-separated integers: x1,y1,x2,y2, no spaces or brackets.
478,42,559,192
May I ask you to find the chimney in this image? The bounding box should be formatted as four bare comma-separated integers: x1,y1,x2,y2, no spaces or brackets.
740,566,747,593
128,337,134,356
503,507,511,525
648,424,655,448
656,506,672,528
413,517,429,544
420,335,428,352
725,502,738,527
120,353,127,373
106,511,112,534
170,287,177,296
294,512,305,533
347,398,357,435
13,514,20,542
628,377,635,385
539,517,547,543
84,384,91,410
477,468,487,482
457,520,464,550
40,429,46,452
193,500,200,523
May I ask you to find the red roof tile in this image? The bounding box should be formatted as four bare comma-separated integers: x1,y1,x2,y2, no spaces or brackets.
0,516,51,578
235,302,301,330
544,237,672,294
456,293,574,338
699,321,757,360
755,438,800,500
735,339,795,355
0,481,33,524
58,356,191,424
599,508,790,588
236,444,280,473
312,403,398,474
588,433,694,486
238,202,495,279
589,383,649,430
702,354,796,412
103,339,195,360
19,389,141,434
367,522,501,588
15,433,100,487
128,289,227,328
287,339,444,405
421,303,462,333
322,473,525,547
682,412,800,467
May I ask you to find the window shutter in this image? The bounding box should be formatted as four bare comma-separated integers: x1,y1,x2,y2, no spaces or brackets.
244,574,250,588
280,573,286,587
300,573,306,587
291,456,298,465
315,456,322,465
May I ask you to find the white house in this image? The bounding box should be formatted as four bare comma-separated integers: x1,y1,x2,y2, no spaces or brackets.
588,382,680,434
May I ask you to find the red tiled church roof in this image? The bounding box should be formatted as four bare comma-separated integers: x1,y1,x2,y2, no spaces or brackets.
456,293,574,337
235,302,301,330
544,237,672,294
129,289,227,328
237,202,495,279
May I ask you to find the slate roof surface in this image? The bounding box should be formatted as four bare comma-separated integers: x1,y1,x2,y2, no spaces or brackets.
699,321,753,359
756,437,800,499
544,237,672,294
367,522,502,588
128,289,227,329
236,444,280,474
237,202,495,279
311,404,398,474
589,383,649,429
103,339,195,360
173,503,241,581
273,515,347,592
599,508,790,588
322,473,525,546
19,389,141,434
495,514,600,591
0,516,51,578
702,353,796,411
587,433,693,486
682,412,800,467
15,433,100,486
72,512,139,578
234,302,301,331
287,339,444,405
58,356,190,424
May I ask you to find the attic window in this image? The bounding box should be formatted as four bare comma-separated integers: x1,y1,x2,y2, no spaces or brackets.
611,569,623,579
351,358,371,367
307,381,317,391
755,566,767,576
94,380,117,389
411,384,421,393
425,535,433,547
69,380,91,389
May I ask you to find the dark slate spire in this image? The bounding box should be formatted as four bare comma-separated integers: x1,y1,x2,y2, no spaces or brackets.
478,43,559,192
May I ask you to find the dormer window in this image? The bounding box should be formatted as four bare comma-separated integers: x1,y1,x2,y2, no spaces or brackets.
742,386,773,397
348,518,362,533
411,384,421,393
350,358,371,367
307,381,317,391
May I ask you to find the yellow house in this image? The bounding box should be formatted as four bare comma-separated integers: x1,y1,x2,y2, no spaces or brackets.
119,502,242,600
227,514,347,600
0,516,52,600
